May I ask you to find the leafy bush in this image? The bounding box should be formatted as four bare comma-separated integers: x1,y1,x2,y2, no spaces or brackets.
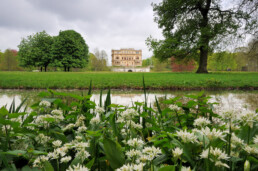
0,90,257,171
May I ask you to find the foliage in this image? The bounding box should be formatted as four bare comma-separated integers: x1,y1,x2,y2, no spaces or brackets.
0,87,257,170
208,52,237,71
142,56,171,71
0,49,22,71
147,0,258,73
86,50,110,71
52,30,89,72
0,72,258,89
18,31,53,72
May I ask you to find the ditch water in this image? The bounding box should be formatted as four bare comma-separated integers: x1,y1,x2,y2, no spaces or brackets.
0,89,257,113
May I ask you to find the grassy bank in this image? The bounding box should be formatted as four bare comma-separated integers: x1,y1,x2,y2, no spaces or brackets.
0,71,257,90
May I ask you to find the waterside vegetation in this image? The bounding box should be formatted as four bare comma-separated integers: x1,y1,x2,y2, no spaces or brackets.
0,81,257,170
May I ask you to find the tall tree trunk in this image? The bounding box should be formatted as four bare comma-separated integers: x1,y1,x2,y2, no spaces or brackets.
40,67,43,72
64,66,66,72
44,65,47,72
68,67,70,72
196,46,208,73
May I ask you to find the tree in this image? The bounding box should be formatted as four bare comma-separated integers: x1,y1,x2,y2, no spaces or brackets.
147,0,258,73
87,49,110,71
18,31,53,71
0,49,22,71
52,30,89,72
207,52,237,71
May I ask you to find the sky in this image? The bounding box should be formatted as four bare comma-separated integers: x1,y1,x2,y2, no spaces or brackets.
0,0,164,63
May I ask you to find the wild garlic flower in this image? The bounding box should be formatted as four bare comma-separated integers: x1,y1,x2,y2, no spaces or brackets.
75,150,90,162
64,123,75,131
231,133,244,147
176,130,198,143
215,161,230,168
126,149,142,159
77,126,87,133
172,147,183,159
74,142,90,150
240,112,258,128
127,138,144,149
142,146,162,160
52,140,62,148
39,100,51,107
169,104,181,111
48,147,68,159
219,111,238,121
1,125,13,134
51,109,63,116
120,108,139,120
95,106,105,114
200,147,229,168
90,116,100,125
116,164,133,171
124,121,142,129
75,115,86,127
193,117,211,127
244,145,258,154
61,156,72,163
33,155,49,168
66,164,89,171
253,135,258,144
35,133,51,145
200,127,226,141
181,166,191,171
133,163,145,171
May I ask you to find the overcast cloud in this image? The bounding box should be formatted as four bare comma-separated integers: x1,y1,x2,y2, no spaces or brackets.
0,0,164,63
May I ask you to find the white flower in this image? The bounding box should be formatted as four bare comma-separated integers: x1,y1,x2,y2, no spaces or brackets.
61,156,72,163
75,115,86,127
127,138,144,149
215,161,229,168
39,100,51,107
77,126,87,133
35,134,51,145
116,164,133,171
133,163,145,171
33,155,49,168
64,123,75,131
176,130,198,143
200,149,209,159
75,150,90,162
169,104,180,111
244,145,258,154
193,117,211,127
142,146,162,160
75,142,90,150
172,147,183,159
231,133,244,147
75,136,83,141
181,166,191,171
126,149,142,159
66,164,89,171
200,127,226,141
90,116,100,125
240,112,258,128
48,147,68,159
52,140,62,148
95,106,105,114
51,109,63,116
253,135,258,144
219,111,238,121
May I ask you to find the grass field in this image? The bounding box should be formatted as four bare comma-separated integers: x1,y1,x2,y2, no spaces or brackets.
0,71,257,89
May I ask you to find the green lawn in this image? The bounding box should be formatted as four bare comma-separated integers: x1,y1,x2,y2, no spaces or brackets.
0,71,257,89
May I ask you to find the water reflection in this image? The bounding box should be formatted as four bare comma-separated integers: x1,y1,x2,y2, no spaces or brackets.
0,89,257,112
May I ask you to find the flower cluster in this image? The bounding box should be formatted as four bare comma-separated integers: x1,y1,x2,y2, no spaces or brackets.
39,100,51,107
200,147,229,168
176,130,198,143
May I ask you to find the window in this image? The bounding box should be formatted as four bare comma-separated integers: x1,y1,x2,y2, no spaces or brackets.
136,56,139,60
116,57,119,59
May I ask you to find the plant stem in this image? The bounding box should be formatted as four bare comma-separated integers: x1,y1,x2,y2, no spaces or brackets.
247,126,251,145
175,111,182,128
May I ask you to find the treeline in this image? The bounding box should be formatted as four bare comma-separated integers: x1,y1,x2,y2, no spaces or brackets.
0,30,110,72
208,37,258,71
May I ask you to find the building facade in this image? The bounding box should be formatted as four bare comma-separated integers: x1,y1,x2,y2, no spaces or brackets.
112,48,142,67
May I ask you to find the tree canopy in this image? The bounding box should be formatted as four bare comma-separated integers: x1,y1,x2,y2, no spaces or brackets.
52,30,89,72
18,31,53,71
147,0,258,73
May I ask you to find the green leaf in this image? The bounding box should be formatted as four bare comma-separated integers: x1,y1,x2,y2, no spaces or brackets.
86,158,95,169
103,138,125,169
158,165,176,171
2,150,26,156
43,161,54,171
0,106,9,117
22,165,41,171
